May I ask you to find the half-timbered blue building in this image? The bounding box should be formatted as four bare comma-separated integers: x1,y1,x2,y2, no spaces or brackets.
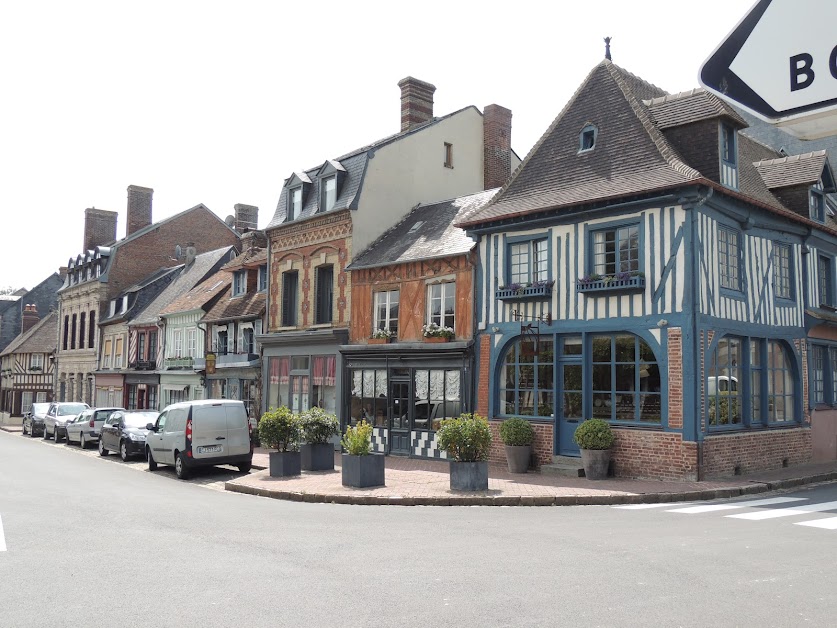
460,59,837,480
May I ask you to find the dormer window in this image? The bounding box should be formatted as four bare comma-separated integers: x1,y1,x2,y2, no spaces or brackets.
321,175,337,212
579,125,597,152
811,181,826,223
258,265,268,292
720,122,739,189
233,270,247,296
289,187,302,221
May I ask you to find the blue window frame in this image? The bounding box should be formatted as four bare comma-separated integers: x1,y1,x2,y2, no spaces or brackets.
721,123,736,166
812,345,826,405
707,336,798,430
499,337,554,418
810,181,825,223
818,255,833,307
591,224,639,276
718,227,742,291
772,243,793,301
591,334,661,424
506,236,550,285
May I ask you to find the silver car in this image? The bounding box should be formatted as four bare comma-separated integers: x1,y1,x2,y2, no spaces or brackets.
43,402,89,442
66,407,124,449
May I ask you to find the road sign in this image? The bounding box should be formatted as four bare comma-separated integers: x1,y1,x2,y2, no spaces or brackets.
699,0,837,140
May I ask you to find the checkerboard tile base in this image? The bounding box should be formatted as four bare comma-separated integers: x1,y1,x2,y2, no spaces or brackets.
371,427,388,453
412,430,448,459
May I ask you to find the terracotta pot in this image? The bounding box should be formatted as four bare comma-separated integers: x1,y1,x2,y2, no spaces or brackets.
424,336,450,343
368,337,389,344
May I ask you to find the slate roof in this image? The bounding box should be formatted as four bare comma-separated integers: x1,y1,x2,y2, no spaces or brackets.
347,188,499,270
160,270,230,317
754,151,829,189
98,266,181,326
645,88,748,130
461,61,702,226
129,247,236,326
0,312,57,357
202,277,265,323
266,106,482,231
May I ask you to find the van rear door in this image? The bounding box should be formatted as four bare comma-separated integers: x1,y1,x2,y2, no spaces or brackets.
224,402,250,456
191,404,229,459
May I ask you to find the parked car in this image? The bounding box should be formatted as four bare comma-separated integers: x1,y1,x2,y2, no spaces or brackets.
99,410,158,461
22,402,51,437
145,399,253,480
66,406,125,449
43,402,89,442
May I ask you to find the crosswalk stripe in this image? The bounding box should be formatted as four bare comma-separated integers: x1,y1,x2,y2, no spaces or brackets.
666,496,806,514
726,500,837,520
795,517,837,530
613,503,694,510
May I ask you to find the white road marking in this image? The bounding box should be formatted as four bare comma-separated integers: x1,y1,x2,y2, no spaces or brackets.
727,500,837,521
795,517,837,530
613,503,694,510
0,514,6,551
666,497,806,514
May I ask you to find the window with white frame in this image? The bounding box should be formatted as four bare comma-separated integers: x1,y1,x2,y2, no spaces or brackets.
187,328,197,358
321,175,337,212
103,339,112,368
114,337,123,368
773,243,793,300
289,187,302,220
30,353,43,370
427,282,455,329
21,391,33,415
173,330,183,357
718,227,742,291
258,265,268,292
592,224,639,275
373,290,399,335
233,270,246,296
509,239,548,285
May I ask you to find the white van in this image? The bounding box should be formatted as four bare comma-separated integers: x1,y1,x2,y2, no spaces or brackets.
707,375,738,396
144,400,253,480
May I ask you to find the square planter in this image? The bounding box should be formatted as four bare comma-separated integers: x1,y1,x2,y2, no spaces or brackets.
368,337,390,344
269,451,301,477
496,284,553,301
423,336,451,343
341,453,385,488
449,460,488,491
577,276,645,294
301,442,335,471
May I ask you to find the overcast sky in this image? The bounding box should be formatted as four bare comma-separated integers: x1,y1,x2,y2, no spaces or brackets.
1,0,755,290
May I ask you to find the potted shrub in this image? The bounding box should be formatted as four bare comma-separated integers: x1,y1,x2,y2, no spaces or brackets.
422,322,455,343
258,406,301,477
341,420,385,488
437,412,492,490
299,406,340,471
573,418,615,480
369,328,394,344
499,417,535,473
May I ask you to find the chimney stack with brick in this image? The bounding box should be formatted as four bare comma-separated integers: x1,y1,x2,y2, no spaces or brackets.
21,304,39,335
483,104,513,190
240,230,267,255
398,77,436,132
127,185,153,237
83,208,118,252
234,204,259,233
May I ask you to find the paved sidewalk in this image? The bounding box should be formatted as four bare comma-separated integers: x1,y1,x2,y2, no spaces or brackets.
230,448,837,506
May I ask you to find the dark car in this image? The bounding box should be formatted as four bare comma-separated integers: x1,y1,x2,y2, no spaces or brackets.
22,402,51,437
99,410,159,461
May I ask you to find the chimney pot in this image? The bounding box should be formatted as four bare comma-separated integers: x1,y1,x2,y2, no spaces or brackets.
483,104,513,190
127,185,154,237
398,77,436,132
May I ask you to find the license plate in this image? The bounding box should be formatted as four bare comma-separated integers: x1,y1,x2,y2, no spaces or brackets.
198,445,222,454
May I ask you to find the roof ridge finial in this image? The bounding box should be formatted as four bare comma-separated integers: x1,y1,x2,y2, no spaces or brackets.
604,36,612,61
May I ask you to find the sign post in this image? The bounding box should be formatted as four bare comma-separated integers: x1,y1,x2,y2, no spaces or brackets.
699,0,837,140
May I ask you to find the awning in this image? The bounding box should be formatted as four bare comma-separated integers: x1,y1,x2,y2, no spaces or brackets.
162,384,188,392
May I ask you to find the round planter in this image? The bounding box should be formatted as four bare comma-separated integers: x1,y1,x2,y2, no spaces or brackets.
449,460,488,491
301,442,334,471
504,444,531,473
269,451,301,477
580,448,611,480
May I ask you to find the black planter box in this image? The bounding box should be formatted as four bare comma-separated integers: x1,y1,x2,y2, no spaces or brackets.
449,460,489,491
301,443,335,471
269,451,301,477
341,453,385,488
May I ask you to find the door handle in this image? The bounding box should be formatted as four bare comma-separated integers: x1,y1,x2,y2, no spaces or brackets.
216,437,226,440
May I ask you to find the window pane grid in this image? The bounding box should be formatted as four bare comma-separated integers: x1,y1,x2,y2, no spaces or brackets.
718,228,741,290
593,226,638,275
373,290,399,334
773,244,791,299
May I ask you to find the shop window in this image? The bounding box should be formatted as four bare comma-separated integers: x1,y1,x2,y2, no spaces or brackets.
499,337,554,418
414,369,461,431
312,356,337,414
21,391,33,415
427,282,454,329
718,227,742,291
350,369,388,427
373,290,399,335
591,334,661,424
127,385,137,410
266,356,309,414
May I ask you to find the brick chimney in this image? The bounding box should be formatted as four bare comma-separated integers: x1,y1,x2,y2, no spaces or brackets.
240,230,267,254
483,104,513,190
234,204,259,233
398,77,436,132
83,208,118,251
21,304,39,335
127,185,153,237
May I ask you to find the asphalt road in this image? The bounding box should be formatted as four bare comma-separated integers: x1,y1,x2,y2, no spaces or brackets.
2,429,837,628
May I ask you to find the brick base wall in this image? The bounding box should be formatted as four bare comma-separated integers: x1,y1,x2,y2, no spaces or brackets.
488,420,553,468
702,428,812,478
611,429,699,481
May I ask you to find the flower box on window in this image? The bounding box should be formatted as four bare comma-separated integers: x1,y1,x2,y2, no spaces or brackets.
577,272,645,294
496,280,554,301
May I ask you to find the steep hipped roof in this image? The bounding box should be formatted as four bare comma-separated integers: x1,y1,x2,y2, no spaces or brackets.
1,311,57,357
754,151,829,189
160,269,230,317
461,61,702,226
645,88,748,130
129,247,236,326
202,276,265,324
348,188,498,270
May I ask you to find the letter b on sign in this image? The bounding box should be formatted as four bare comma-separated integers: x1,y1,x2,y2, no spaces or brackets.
790,53,815,91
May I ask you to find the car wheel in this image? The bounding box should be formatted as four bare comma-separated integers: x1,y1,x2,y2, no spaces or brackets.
98,439,108,457
80,433,86,449
30,425,37,438
53,427,60,443
22,422,27,435
147,448,157,471
175,452,190,480
120,441,129,462
237,462,252,473
43,426,50,440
